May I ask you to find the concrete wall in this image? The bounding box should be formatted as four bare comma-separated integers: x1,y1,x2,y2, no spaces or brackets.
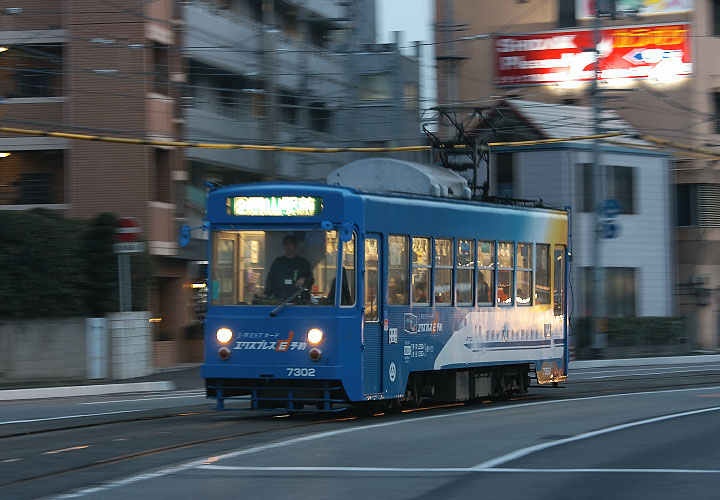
0,312,152,383
0,318,87,381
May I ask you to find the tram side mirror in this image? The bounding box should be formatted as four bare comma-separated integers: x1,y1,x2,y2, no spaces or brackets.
339,222,353,242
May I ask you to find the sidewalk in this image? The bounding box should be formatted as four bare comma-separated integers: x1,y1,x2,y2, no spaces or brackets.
1,354,720,402
0,364,203,402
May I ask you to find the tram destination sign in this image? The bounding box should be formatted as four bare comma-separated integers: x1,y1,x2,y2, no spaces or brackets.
228,196,323,217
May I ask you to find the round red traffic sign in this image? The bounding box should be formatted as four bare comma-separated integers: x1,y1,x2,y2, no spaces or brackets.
115,217,141,243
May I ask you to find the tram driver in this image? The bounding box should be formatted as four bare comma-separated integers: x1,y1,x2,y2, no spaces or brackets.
264,234,314,301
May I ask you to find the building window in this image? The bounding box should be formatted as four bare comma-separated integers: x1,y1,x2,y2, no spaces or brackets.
403,82,418,110
0,150,64,205
153,42,170,95
606,267,636,317
496,153,513,198
676,184,696,226
580,164,634,214
310,101,330,133
279,93,297,125
558,0,576,27
714,91,720,133
607,166,634,214
714,0,720,36
358,73,392,101
154,148,171,203
696,184,720,227
582,266,635,317
0,44,63,98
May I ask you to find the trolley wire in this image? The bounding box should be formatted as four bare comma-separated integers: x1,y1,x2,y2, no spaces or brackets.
1,125,718,160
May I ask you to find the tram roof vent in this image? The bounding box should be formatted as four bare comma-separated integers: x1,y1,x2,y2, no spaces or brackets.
326,158,472,199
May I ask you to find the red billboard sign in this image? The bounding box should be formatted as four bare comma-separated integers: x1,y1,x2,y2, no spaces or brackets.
494,23,691,86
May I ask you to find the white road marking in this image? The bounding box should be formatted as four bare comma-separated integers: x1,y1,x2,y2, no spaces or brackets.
574,364,720,376
583,367,720,380
0,409,148,426
474,406,720,469
2,458,23,463
43,446,89,455
80,393,206,405
197,465,720,474
49,385,720,499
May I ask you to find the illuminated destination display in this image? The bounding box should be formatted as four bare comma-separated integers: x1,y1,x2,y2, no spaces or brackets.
494,23,691,87
229,196,323,216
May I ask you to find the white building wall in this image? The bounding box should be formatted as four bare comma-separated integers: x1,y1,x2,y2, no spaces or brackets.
508,147,672,318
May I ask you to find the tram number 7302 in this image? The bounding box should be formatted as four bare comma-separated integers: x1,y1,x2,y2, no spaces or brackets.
287,368,316,377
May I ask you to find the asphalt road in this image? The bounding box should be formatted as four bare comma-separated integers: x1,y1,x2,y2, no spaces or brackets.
1,360,719,500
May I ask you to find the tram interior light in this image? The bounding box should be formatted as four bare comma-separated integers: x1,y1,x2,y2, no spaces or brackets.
307,328,323,345
217,327,233,343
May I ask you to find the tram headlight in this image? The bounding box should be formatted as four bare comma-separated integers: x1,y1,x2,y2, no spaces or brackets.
216,327,233,344
307,328,323,345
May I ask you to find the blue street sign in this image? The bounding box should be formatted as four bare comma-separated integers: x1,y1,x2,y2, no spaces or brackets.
602,198,621,218
179,224,191,247
597,219,621,239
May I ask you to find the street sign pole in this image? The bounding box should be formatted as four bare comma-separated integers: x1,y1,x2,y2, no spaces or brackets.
118,253,131,312
114,217,142,313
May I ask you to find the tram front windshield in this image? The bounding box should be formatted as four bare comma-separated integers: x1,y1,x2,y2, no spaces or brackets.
210,229,356,306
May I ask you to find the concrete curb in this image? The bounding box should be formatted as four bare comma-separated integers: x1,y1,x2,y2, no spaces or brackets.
0,381,176,402
569,354,720,370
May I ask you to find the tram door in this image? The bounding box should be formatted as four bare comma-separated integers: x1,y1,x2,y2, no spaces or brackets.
362,235,382,395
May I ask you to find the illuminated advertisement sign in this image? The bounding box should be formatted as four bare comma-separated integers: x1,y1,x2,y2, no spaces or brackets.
229,196,323,216
576,0,693,19
494,23,691,86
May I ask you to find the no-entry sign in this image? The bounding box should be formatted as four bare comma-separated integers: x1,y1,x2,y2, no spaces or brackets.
115,217,141,243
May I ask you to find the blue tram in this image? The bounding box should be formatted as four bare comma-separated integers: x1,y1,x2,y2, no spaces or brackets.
201,159,569,411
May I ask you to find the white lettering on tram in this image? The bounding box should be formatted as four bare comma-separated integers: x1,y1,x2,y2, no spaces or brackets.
233,341,307,351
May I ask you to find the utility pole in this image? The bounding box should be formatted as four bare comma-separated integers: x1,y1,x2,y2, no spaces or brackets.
262,0,277,180
591,8,606,357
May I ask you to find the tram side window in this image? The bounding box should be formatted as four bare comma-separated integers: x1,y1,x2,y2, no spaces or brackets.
477,240,494,304
364,237,379,321
497,241,514,305
434,238,453,305
554,245,566,316
213,234,237,304
411,236,430,304
336,235,356,306
388,235,409,305
536,244,551,305
516,243,532,305
456,239,474,305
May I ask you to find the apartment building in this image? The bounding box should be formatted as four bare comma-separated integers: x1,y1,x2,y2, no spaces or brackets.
0,1,424,365
434,0,720,350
